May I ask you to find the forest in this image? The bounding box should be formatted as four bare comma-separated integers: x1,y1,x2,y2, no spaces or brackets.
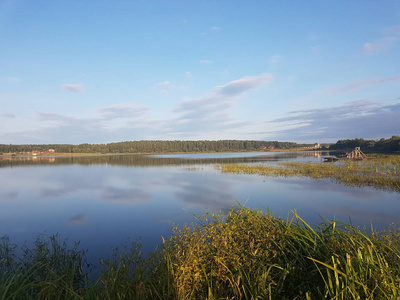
0,140,312,154
1,136,399,155
329,136,400,153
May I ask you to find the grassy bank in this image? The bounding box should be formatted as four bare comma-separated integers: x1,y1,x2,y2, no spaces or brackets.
1,207,399,299
219,154,400,192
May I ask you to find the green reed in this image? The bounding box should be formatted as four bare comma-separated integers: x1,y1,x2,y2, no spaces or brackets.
1,206,399,299
219,155,400,192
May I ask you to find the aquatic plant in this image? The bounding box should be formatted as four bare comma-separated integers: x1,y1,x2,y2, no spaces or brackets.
162,206,400,299
1,206,399,299
0,234,88,299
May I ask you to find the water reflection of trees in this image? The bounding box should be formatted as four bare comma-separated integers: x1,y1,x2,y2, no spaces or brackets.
0,152,332,168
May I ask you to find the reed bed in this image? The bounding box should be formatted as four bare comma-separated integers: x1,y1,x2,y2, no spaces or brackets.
1,206,399,299
219,155,400,192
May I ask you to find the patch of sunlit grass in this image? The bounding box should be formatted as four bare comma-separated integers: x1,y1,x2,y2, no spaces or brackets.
218,154,400,192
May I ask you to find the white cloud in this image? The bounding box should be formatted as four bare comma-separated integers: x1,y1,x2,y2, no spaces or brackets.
62,83,84,93
364,25,400,52
200,60,213,64
155,81,171,86
186,71,192,79
216,73,273,96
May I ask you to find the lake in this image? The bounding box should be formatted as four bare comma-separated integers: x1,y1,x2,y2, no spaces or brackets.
1,151,399,264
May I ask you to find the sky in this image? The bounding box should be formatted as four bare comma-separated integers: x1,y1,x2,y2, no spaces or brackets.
1,0,399,144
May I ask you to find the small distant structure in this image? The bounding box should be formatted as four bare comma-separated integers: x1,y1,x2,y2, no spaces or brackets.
323,156,339,162
48,149,55,153
347,147,367,160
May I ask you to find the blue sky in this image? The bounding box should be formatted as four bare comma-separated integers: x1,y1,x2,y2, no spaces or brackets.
1,0,399,144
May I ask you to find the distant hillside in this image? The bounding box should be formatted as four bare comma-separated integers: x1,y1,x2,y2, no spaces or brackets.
329,136,400,153
0,140,313,154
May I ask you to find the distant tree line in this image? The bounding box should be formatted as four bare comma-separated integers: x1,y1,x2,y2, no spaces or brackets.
0,140,312,154
329,136,400,153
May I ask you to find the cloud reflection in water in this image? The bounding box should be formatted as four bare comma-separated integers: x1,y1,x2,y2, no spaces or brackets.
68,214,88,226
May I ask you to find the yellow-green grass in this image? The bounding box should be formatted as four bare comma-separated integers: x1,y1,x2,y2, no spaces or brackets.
218,155,400,192
1,206,400,299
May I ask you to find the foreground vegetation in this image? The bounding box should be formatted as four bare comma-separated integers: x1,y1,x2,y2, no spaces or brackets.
1,207,399,299
220,154,400,192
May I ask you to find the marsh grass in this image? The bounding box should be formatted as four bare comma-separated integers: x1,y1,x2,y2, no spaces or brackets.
1,207,399,299
0,234,88,299
219,155,400,192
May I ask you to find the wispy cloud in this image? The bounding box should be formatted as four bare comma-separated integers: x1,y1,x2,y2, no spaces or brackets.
170,73,273,136
269,100,400,142
155,81,171,86
200,60,213,65
37,111,74,123
12,74,273,143
217,73,273,96
6,72,397,145
186,71,192,79
98,103,149,119
318,76,400,96
154,80,189,94
30,102,150,142
5,76,21,84
364,25,400,52
297,76,400,102
62,83,84,93
0,113,16,118
269,55,282,64
200,26,222,37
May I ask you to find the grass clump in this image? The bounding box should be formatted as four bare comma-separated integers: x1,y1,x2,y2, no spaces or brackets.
163,206,400,299
1,207,400,299
0,234,88,299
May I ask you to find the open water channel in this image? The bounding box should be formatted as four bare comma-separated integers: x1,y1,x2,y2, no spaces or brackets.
1,151,399,264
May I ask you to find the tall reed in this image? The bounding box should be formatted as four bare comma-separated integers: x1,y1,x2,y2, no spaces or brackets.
1,206,399,299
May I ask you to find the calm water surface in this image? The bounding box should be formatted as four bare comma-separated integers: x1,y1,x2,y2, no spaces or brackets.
1,152,399,264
